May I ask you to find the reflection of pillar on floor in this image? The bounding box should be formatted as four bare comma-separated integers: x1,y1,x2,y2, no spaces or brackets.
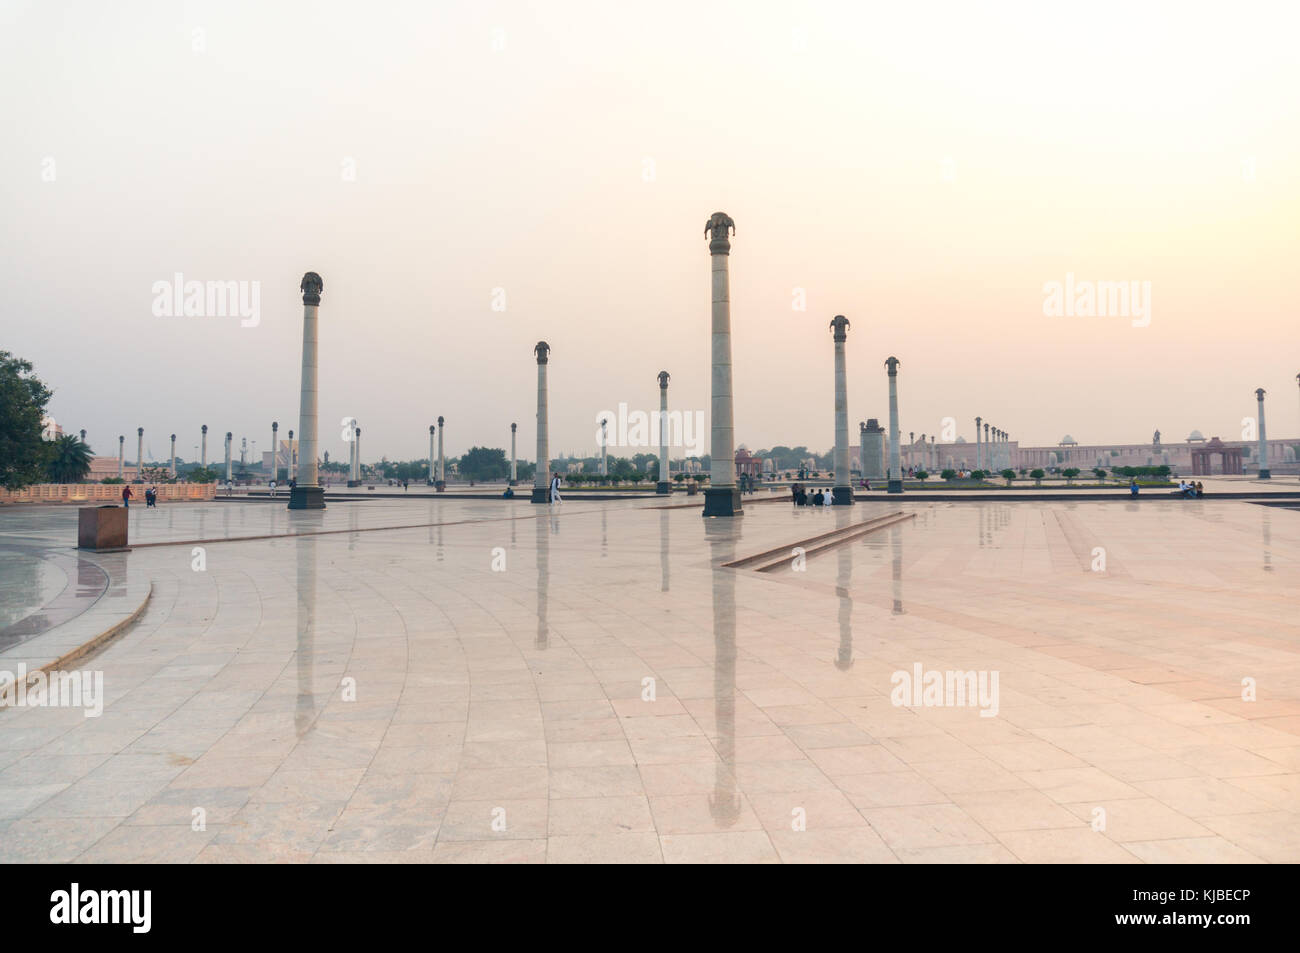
835,509,853,667
705,520,740,824
536,513,549,648
891,522,904,614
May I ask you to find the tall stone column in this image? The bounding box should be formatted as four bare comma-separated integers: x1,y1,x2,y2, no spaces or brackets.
224,431,233,482
355,427,362,484
136,428,144,478
600,418,608,476
531,342,551,503
347,423,357,486
908,431,915,470
858,421,867,476
510,423,517,485
975,417,982,470
929,435,936,472
201,424,208,468
886,357,902,493
288,272,325,509
1256,388,1270,479
656,371,672,493
270,421,278,481
984,423,991,471
703,211,741,517
436,416,446,491
118,435,124,478
288,429,296,481
170,433,177,477
429,425,436,485
830,315,853,504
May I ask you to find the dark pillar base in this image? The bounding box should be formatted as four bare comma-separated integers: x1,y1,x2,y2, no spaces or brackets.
530,486,549,504
1259,469,1271,479
347,480,360,488
831,485,854,505
509,479,517,487
288,485,326,510
702,486,743,517
887,480,903,493
435,481,446,492
656,482,670,495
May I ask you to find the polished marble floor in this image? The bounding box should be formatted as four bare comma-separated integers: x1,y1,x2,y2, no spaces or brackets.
0,497,1296,863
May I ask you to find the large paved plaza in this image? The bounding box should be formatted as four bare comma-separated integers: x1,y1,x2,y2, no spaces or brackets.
1,495,1297,863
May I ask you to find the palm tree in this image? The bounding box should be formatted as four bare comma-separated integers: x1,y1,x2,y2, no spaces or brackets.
46,433,91,483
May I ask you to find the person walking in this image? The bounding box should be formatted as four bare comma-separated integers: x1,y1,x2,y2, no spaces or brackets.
121,484,133,507
269,479,277,499
549,471,563,505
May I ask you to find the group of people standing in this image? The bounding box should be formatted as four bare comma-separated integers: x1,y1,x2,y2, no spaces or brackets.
120,485,161,507
790,483,832,507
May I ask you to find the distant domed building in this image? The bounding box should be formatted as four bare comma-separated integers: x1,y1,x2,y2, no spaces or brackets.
1058,435,1078,446
955,436,967,444
1186,430,1206,443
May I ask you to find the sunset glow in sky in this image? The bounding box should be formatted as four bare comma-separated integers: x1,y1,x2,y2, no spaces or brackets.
3,0,1297,462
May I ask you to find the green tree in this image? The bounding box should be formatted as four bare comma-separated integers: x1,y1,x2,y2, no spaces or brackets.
914,469,929,482
1029,468,1045,486
1093,467,1107,483
0,352,54,489
187,466,218,484
458,446,509,482
46,433,92,483
1063,467,1080,485
941,468,956,481
1001,468,1017,485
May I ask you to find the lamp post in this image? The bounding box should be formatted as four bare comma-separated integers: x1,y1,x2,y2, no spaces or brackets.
830,315,853,505
886,357,902,493
288,272,325,509
1256,388,1270,479
436,416,445,491
657,371,671,494
702,211,741,518
531,342,551,503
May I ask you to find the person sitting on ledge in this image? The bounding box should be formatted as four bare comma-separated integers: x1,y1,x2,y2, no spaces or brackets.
812,489,825,506
1129,478,1139,497
1195,481,1204,498
502,486,514,498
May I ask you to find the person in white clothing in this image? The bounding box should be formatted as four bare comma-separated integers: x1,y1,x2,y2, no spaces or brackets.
549,472,563,504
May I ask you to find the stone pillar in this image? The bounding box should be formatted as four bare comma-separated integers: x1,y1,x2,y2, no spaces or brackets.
657,371,671,494
886,357,902,492
703,211,741,517
224,431,233,482
355,428,362,484
600,418,608,476
429,425,436,484
436,416,446,491
908,431,915,470
858,421,867,477
510,422,517,485
975,417,982,470
118,435,124,478
288,272,325,509
863,419,885,480
929,435,936,472
288,430,296,481
270,421,278,481
830,315,853,504
531,342,551,503
170,433,177,477
984,423,991,471
136,428,144,478
201,425,208,468
1256,388,1270,479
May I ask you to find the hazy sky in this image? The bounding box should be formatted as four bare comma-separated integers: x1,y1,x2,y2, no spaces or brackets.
3,0,1297,465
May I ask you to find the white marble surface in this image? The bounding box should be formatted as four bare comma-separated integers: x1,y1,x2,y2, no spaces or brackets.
0,497,1295,863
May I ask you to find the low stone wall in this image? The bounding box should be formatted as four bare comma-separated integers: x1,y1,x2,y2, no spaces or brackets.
0,483,216,504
